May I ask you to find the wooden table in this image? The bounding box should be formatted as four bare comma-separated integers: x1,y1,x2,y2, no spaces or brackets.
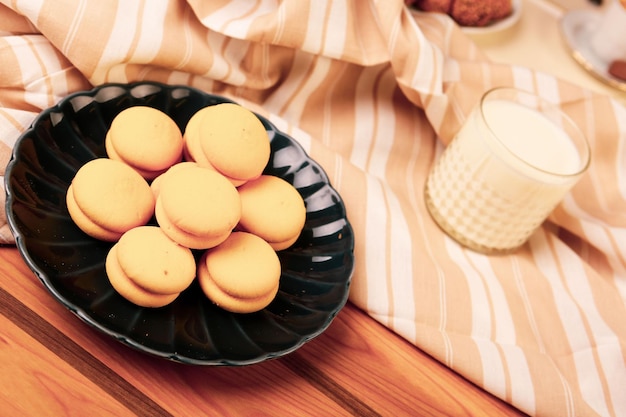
0,246,524,416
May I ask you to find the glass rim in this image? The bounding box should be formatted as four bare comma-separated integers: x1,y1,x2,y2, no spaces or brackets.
478,87,591,178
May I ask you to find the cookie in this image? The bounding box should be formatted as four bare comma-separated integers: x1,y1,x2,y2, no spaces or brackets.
182,106,217,168
67,158,155,241
115,226,196,295
105,244,180,308
155,164,241,249
106,106,184,180
184,103,270,186
197,232,281,313
182,109,236,184
237,175,306,250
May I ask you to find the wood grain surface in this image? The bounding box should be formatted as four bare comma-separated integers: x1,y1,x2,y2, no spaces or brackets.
0,246,526,416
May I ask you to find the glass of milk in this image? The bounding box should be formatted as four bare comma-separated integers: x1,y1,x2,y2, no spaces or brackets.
424,87,590,254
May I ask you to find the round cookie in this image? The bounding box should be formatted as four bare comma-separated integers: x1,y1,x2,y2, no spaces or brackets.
197,232,281,313
67,158,155,241
237,175,306,250
155,164,241,249
183,105,248,187
66,185,123,241
155,201,232,249
115,226,196,295
192,103,270,185
106,244,180,308
106,106,184,180
182,106,216,167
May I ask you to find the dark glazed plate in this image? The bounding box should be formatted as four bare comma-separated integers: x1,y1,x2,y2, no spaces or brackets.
5,82,354,365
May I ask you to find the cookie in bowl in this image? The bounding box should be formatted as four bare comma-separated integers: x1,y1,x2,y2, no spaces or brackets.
197,231,281,314
106,106,184,180
183,103,270,187
66,158,155,242
237,175,306,251
106,226,196,308
154,163,241,249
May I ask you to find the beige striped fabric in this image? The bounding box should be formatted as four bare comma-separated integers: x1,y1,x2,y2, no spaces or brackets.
1,1,625,415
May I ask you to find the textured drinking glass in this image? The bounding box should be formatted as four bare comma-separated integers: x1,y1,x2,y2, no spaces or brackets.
424,87,591,254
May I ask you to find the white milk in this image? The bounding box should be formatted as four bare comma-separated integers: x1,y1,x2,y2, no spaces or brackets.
481,100,581,176
424,98,587,253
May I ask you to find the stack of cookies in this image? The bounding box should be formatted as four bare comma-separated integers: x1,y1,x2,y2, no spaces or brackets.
66,103,306,312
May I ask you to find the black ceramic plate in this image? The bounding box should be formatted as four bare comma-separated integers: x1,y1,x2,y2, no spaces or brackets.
5,82,354,365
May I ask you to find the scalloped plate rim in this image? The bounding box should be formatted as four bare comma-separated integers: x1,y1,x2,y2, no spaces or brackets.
5,81,355,366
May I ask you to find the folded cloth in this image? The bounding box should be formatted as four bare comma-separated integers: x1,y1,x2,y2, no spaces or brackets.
1,1,625,416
